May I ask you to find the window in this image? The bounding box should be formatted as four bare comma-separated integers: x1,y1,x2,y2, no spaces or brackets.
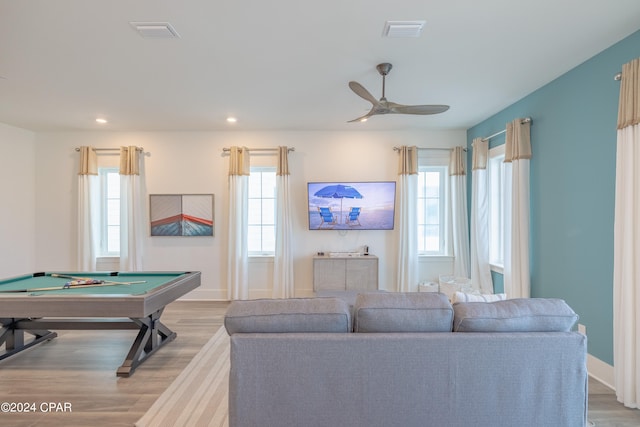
488,145,505,269
98,167,120,256
417,165,447,255
248,167,276,255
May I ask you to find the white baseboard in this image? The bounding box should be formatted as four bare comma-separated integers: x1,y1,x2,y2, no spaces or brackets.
587,353,614,390
179,288,227,301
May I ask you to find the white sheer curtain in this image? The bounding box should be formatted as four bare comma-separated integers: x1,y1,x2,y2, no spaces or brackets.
470,138,494,293
227,146,250,300
503,118,532,299
273,146,294,298
449,146,470,278
613,57,640,409
396,146,418,292
77,146,99,271
119,146,144,271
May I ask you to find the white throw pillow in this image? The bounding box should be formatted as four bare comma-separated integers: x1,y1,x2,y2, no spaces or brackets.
453,291,506,303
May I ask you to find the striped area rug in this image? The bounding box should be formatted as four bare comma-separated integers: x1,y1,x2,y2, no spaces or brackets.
136,326,230,427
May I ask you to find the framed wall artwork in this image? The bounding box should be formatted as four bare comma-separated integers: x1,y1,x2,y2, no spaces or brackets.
150,194,214,236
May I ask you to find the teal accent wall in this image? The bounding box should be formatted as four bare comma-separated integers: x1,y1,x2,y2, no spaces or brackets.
467,29,640,365
491,271,504,294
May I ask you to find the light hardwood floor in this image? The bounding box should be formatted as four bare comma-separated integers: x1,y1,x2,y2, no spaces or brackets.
0,301,228,427
1,301,639,427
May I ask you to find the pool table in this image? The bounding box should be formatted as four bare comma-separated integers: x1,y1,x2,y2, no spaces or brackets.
0,271,200,377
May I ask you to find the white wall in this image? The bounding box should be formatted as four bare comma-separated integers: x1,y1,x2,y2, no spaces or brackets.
0,123,36,277
31,129,465,299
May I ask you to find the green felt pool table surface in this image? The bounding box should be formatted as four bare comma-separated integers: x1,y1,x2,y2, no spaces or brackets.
0,271,201,377
0,271,200,318
0,271,191,295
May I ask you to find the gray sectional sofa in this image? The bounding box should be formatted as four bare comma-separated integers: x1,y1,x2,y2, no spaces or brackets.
224,292,587,427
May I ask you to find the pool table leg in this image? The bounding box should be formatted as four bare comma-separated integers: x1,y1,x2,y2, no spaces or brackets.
0,318,58,361
116,308,176,377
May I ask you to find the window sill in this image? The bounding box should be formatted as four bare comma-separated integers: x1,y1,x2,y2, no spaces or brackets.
418,255,454,265
249,255,274,263
490,264,504,274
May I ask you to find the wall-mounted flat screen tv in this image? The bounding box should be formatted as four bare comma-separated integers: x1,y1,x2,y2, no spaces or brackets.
307,181,396,230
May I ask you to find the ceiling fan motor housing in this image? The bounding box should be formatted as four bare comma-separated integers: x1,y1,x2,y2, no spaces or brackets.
376,63,393,76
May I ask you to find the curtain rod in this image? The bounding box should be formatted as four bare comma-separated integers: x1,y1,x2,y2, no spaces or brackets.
481,117,532,142
221,147,295,153
75,147,143,152
392,146,467,152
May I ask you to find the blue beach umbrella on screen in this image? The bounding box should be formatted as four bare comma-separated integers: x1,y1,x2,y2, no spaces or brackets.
314,184,363,223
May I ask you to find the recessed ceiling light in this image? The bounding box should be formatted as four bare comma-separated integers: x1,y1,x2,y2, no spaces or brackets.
226,117,237,123
130,22,180,38
382,20,426,38
96,118,108,124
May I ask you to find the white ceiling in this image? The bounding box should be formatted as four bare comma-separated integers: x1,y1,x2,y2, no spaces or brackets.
1,0,639,132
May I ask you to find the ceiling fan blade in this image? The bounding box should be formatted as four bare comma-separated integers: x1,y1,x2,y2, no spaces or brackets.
348,64,450,121
347,110,375,123
348,81,379,105
391,104,450,115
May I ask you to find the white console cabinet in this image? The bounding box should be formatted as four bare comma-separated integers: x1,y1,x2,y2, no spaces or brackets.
313,255,378,291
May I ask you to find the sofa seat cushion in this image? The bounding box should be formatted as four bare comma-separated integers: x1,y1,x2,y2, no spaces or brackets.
224,297,351,335
353,292,454,332
453,298,579,332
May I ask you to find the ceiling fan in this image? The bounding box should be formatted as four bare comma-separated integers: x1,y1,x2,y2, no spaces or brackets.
348,63,449,123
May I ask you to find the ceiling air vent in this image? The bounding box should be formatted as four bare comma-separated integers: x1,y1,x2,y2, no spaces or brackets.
382,21,425,38
130,22,180,38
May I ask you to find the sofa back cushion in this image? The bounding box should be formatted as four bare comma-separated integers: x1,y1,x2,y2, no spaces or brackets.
224,297,351,335
453,298,578,332
353,292,454,332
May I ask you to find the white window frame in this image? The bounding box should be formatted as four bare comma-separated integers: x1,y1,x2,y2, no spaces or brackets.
248,166,276,256
98,167,120,257
488,145,505,272
417,150,450,257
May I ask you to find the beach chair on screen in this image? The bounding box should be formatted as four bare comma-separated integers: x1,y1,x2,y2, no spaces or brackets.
317,207,337,229
345,207,361,226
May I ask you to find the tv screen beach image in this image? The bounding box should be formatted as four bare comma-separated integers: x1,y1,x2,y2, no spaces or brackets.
307,182,396,230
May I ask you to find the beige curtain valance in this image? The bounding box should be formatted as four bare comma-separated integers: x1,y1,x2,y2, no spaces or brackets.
617,57,640,129
504,118,532,163
78,146,97,175
119,146,140,175
277,146,290,176
228,146,250,176
398,145,418,175
449,146,466,176
472,138,488,170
